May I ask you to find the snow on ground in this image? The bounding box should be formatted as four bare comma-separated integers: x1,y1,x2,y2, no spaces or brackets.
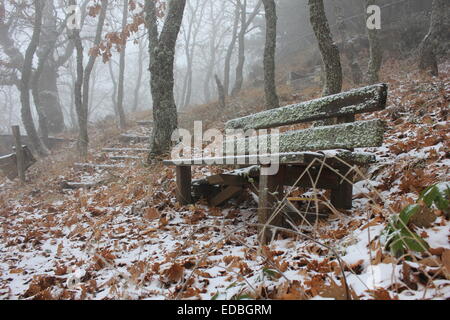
0,61,449,300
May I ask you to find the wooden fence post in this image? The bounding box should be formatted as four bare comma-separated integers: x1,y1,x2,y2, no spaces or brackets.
12,126,25,183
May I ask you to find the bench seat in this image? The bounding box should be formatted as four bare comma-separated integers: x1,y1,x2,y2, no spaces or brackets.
163,150,376,167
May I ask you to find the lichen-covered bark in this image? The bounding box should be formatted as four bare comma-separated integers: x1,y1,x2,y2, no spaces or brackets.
226,83,387,131
227,119,386,154
20,0,48,157
262,0,279,110
366,0,383,84
279,119,385,151
418,0,446,76
309,0,342,96
145,0,186,157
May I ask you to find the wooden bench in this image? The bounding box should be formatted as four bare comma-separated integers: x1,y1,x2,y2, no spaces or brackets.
164,83,388,242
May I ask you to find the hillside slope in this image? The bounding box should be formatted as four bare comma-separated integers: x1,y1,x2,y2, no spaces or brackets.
0,61,448,300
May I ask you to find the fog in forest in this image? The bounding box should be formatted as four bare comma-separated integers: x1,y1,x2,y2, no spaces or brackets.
0,0,438,137
0,0,449,301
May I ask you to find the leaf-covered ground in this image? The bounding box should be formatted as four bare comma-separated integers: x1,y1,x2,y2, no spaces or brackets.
0,61,449,300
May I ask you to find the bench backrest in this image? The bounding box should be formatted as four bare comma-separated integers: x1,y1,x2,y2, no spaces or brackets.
223,83,388,153
225,83,387,131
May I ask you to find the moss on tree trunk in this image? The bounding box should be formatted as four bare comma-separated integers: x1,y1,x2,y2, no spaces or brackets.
145,0,186,157
262,0,280,110
309,0,342,96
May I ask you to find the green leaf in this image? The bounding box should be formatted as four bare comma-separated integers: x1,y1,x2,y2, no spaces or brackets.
399,204,421,226
262,267,280,280
400,229,429,253
420,183,450,211
226,282,238,290
390,236,405,258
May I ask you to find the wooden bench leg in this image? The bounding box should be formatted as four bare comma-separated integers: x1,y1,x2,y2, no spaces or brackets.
331,168,353,210
176,166,192,205
258,165,286,244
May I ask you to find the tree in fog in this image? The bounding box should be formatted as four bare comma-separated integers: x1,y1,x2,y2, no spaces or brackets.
70,0,108,157
231,0,262,97
179,0,206,109
145,0,186,157
418,0,446,76
0,0,85,135
223,2,241,97
214,74,226,109
262,0,279,109
308,0,342,96
366,0,383,84
20,0,48,156
334,2,362,85
202,0,227,104
132,35,147,112
116,0,128,129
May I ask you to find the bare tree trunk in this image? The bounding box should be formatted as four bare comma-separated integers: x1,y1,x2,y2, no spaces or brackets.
32,4,71,146
132,36,145,112
180,0,205,109
0,0,24,73
418,0,446,76
20,0,48,157
231,0,247,97
309,0,342,96
70,7,85,157
116,0,128,129
214,74,226,109
203,1,218,103
108,60,118,116
66,59,77,130
224,1,240,96
183,51,194,108
231,0,262,97
37,1,65,134
262,0,279,109
77,0,108,157
180,40,191,109
334,2,362,85
366,0,383,84
145,0,186,157
0,0,62,137
31,63,50,148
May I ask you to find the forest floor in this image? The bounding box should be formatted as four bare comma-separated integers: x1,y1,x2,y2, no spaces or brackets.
0,60,449,300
